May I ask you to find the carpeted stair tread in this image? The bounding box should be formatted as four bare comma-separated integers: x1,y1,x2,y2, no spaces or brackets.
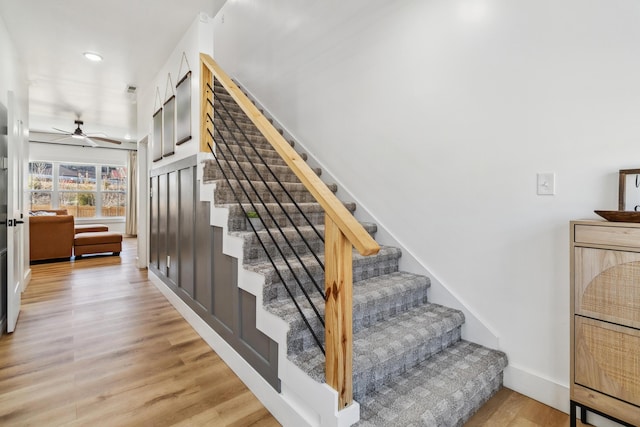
215,143,289,165
245,245,402,289
213,179,338,204
356,340,508,427
237,222,377,263
215,116,270,138
203,158,321,185
266,271,430,336
288,303,466,401
214,126,279,148
221,202,357,231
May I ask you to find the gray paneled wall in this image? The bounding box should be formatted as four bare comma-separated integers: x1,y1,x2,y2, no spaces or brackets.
149,156,279,390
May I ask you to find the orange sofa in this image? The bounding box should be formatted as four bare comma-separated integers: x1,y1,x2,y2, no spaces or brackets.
29,209,75,262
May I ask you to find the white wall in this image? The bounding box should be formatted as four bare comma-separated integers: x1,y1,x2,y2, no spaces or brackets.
137,13,214,168
212,0,640,416
0,13,30,288
29,142,128,165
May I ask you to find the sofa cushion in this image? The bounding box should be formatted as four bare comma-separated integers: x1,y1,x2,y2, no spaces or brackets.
29,214,75,262
75,224,109,234
74,231,122,246
30,211,56,216
74,231,122,257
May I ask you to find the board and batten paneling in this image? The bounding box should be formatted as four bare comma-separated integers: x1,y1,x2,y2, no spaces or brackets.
149,176,158,269
167,171,179,286
178,167,195,298
149,156,279,390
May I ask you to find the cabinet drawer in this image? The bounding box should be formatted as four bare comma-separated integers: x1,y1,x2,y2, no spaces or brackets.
574,247,640,329
575,317,640,407
575,224,640,247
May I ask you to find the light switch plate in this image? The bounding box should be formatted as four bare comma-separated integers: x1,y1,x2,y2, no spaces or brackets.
537,172,555,195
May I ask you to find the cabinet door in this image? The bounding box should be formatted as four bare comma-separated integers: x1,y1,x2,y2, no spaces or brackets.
575,316,640,407
574,247,640,329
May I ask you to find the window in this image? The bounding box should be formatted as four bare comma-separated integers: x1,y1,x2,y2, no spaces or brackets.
101,166,127,217
28,161,127,219
59,163,96,217
28,161,53,210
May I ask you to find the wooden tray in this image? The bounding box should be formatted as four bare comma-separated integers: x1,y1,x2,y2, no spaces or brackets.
594,210,640,223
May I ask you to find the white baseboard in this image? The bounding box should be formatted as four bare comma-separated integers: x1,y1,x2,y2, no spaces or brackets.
504,364,569,413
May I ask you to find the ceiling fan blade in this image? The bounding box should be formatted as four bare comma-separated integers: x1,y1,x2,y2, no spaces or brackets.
90,136,122,145
30,130,75,142
83,137,100,147
86,132,108,137
52,127,72,134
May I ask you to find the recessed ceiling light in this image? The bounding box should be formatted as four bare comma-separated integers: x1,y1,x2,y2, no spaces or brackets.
83,52,103,62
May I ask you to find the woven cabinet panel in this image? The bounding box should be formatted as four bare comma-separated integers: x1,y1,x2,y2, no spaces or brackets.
575,316,640,407
575,247,640,329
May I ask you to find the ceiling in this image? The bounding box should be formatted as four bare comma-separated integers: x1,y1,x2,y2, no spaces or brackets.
0,0,226,148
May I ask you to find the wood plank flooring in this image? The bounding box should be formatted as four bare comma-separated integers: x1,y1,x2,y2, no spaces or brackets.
0,237,582,426
465,387,587,427
0,238,280,426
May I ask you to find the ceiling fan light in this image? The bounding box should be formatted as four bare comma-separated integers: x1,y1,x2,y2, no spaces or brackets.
83,52,103,62
71,134,84,139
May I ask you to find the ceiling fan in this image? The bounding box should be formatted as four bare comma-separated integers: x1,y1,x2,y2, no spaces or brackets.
52,120,122,145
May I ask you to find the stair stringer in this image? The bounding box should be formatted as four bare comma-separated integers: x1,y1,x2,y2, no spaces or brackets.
185,152,358,427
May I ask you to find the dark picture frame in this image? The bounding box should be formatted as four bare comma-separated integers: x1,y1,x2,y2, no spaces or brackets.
618,168,640,211
162,95,176,157
152,107,163,162
176,71,192,145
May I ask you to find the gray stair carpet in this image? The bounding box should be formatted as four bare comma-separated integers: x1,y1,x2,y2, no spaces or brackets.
205,78,508,426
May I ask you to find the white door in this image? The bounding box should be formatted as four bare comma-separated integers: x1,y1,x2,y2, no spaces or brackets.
6,91,22,333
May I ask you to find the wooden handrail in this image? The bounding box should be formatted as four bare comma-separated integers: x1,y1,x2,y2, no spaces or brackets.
200,54,380,257
200,53,381,409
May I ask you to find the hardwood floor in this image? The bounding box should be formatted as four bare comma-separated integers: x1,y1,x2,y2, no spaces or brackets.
0,238,581,426
465,388,588,427
0,238,280,426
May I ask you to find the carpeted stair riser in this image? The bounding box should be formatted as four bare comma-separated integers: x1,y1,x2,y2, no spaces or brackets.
250,246,403,302
356,341,508,427
240,223,377,264
213,89,268,114
212,104,266,126
203,159,320,186
214,111,272,137
211,122,308,162
214,126,281,150
288,303,465,402
213,179,338,205
214,100,284,140
222,202,357,232
214,143,288,165
213,142,309,166
267,272,431,351
213,94,281,133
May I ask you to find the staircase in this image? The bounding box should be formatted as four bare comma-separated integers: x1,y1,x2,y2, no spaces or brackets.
202,76,507,426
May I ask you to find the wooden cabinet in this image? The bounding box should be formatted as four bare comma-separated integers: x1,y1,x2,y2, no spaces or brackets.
570,220,640,427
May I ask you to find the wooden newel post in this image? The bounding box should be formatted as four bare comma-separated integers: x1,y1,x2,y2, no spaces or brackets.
324,214,354,409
